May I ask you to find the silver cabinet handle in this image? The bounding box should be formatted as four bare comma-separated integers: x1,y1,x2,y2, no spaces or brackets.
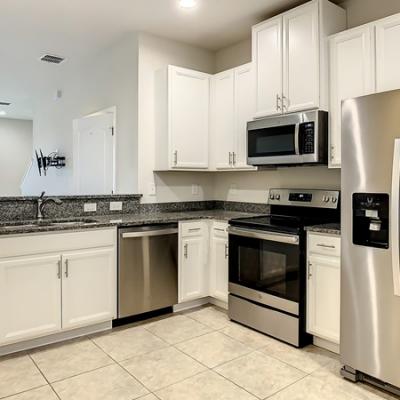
188,227,201,232
57,259,62,279
232,152,236,166
65,259,69,278
184,243,188,258
316,243,335,249
214,228,225,232
276,94,281,111
282,95,289,111
308,262,312,279
173,150,178,165
229,152,232,166
225,243,229,259
330,145,335,160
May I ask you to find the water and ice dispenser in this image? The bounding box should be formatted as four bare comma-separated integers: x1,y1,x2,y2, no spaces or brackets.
353,193,389,249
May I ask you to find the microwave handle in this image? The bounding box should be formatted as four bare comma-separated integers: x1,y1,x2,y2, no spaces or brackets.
294,123,300,155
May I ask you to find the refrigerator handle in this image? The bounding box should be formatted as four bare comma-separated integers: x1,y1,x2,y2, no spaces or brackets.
391,138,400,297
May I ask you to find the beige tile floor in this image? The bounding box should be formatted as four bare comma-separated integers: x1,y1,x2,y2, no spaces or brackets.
0,305,398,400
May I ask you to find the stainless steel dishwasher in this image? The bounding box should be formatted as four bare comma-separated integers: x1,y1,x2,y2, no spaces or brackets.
118,224,178,319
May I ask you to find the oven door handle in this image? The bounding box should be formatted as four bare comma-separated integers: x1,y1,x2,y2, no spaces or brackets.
227,226,299,245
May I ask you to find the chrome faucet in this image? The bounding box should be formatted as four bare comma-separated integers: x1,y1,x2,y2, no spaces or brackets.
37,191,63,220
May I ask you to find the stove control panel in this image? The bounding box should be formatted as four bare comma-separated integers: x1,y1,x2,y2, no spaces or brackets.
268,189,340,209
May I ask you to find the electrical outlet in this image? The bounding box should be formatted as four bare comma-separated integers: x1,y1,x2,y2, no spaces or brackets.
84,203,97,212
110,201,123,211
192,184,199,196
148,182,156,196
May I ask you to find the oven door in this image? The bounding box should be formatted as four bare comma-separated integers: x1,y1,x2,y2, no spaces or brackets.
228,226,300,315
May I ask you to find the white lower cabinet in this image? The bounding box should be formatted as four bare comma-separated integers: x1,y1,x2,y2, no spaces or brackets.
209,222,229,303
307,232,341,350
0,254,62,344
0,229,116,347
62,248,116,330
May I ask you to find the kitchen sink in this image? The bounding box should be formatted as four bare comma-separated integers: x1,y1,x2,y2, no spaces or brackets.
1,218,99,229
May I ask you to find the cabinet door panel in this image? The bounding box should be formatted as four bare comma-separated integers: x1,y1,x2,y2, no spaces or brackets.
307,255,340,343
329,27,374,168
283,2,319,113
210,235,229,303
376,15,400,92
62,247,116,330
0,255,61,344
212,70,235,169
252,16,283,118
169,66,210,169
234,64,256,170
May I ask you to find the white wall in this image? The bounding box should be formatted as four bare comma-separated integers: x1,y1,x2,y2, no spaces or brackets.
0,118,33,196
22,33,139,196
215,38,252,72
137,33,216,203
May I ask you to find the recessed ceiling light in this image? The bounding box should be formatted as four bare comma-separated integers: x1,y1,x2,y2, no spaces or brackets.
0,110,7,116
179,0,197,9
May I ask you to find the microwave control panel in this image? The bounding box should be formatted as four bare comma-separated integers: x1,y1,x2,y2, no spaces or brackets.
300,122,315,154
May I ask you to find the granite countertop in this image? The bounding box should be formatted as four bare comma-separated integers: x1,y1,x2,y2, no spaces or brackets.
0,209,260,236
305,223,341,235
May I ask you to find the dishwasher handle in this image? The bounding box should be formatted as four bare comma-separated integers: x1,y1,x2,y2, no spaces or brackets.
122,228,178,239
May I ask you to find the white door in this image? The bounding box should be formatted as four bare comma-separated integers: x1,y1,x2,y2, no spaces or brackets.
376,14,400,92
211,70,235,169
252,16,283,118
210,234,229,303
169,66,210,169
329,26,375,168
73,111,114,195
234,63,256,169
0,254,61,345
283,2,319,113
307,255,341,343
62,248,116,330
179,236,206,302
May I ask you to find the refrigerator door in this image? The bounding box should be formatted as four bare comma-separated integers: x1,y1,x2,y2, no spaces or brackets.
341,89,400,388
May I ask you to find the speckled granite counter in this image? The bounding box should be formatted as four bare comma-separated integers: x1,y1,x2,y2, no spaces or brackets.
0,209,261,236
305,223,341,236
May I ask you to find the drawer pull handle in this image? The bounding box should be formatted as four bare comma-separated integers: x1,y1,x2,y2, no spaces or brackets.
316,243,335,249
188,228,201,232
214,228,225,232
65,259,69,278
184,243,188,258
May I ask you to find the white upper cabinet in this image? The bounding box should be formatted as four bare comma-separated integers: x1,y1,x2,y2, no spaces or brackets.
156,66,211,171
375,14,400,92
210,63,256,170
211,70,235,169
253,16,283,118
252,0,346,119
329,26,375,168
283,2,319,113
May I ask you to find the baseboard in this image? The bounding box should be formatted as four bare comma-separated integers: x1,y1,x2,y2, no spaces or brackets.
0,321,112,356
173,297,210,312
313,336,340,354
208,297,228,310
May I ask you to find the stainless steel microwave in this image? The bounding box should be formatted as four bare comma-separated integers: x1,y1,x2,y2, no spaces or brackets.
247,110,328,167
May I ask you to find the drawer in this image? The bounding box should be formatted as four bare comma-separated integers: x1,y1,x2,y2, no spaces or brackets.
308,233,341,257
212,221,228,238
180,221,207,237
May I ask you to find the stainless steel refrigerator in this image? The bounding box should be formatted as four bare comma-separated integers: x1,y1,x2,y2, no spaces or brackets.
341,89,400,395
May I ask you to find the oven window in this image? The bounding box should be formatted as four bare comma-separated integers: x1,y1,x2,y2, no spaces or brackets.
229,234,300,302
248,125,296,157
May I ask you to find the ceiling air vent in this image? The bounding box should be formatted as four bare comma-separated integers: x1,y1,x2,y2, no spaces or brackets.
0,102,11,106
40,54,65,64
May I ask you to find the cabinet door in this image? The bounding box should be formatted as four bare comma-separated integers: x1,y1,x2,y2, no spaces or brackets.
376,15,400,92
211,70,235,169
210,233,229,303
0,255,61,345
307,255,340,343
62,247,116,330
179,235,207,303
234,63,256,170
169,66,210,169
329,27,374,168
252,16,283,118
283,2,319,113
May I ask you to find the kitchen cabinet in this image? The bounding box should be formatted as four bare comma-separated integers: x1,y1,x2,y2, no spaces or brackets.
0,229,116,347
252,0,346,118
209,222,229,302
307,232,341,352
179,221,208,303
156,65,210,171
329,26,375,168
375,14,400,93
211,63,256,170
0,254,62,345
62,248,116,330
